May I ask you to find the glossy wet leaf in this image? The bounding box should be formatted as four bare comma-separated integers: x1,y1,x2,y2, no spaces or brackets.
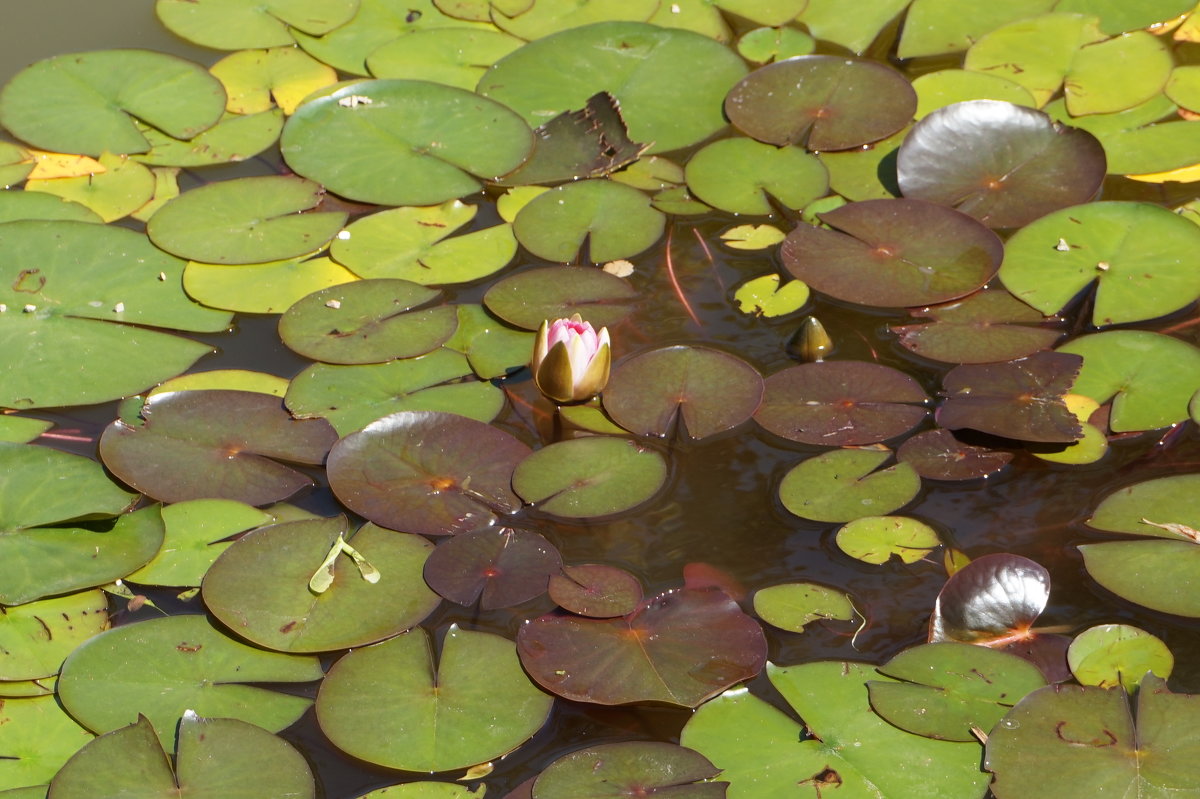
479,22,747,154
135,109,285,167
782,199,1004,308
331,201,516,284
897,428,1014,481
837,515,940,565
148,175,347,265
985,675,1200,798
1058,330,1200,431
912,70,1038,119
283,79,531,206
725,56,916,151
0,590,108,681
936,352,1083,442
869,642,1047,742
367,28,524,91
1001,202,1200,326
327,411,530,536
897,101,1105,228
930,553,1049,645
422,527,561,609
210,47,339,115
892,289,1062,364
156,0,358,49
548,564,643,618
780,448,920,523
317,625,552,772
602,346,763,440
513,437,666,519
533,741,723,799
752,582,857,632
99,389,338,505
25,152,154,223
184,255,359,314
513,179,664,263
684,138,828,215
899,0,1056,59
0,220,228,409
484,266,637,330
755,361,928,446
126,499,274,587
0,697,89,791
278,279,457,364
58,614,322,749
0,50,225,156
1067,624,1173,692
681,662,992,799
286,349,503,435
203,517,439,652
518,587,766,707
50,713,315,799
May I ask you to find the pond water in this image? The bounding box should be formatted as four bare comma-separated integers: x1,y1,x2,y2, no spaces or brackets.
5,3,1200,798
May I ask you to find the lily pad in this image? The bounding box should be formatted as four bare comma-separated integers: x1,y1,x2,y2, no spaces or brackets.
0,590,108,681
281,79,533,206
736,26,815,64
964,14,1105,107
278,279,457,364
897,100,1105,228
1048,94,1200,175
891,289,1062,364
98,389,338,505
817,126,906,201
148,369,290,398
316,625,553,772
532,742,724,799
752,582,858,632
156,0,359,49
779,448,921,523
602,346,764,440
929,553,1050,645
492,0,658,39
0,415,52,444
0,191,101,224
795,0,912,54
184,256,359,314
24,152,154,223
444,303,537,379
1067,624,1173,692
512,437,667,518
513,179,664,263
754,361,928,446
203,517,440,652
422,527,561,609
0,694,93,792
0,50,225,156
837,515,941,565
478,22,748,154
148,175,347,265
367,28,524,91
684,138,828,215
210,47,340,115
327,411,530,536
1063,31,1174,116
781,199,1004,308
911,70,1038,119
57,614,323,749
725,55,916,151
517,587,766,707
483,266,637,330
134,110,285,167
547,564,643,618
896,428,1014,481
125,499,275,587
899,0,1057,59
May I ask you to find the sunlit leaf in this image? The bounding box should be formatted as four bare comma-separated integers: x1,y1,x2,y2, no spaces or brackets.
779,448,920,523
422,527,560,609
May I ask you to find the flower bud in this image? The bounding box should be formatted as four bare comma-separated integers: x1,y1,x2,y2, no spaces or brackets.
531,314,611,403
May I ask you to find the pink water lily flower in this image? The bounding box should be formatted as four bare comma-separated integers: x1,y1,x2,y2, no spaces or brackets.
531,314,612,403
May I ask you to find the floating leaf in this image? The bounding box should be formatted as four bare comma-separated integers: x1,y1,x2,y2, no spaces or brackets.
0,415,52,444
936,352,1083,442
795,0,912,54
422,527,561,609
602,346,763,439
818,126,906,202
518,587,766,707
484,266,637,330
892,289,1062,364
779,448,921,523
513,179,664,263
964,14,1106,107
929,553,1049,645
512,437,667,519
210,47,339,115
722,225,788,252
0,694,93,792
897,428,1014,481
1048,94,1200,175
126,499,274,587
317,625,553,772
1064,31,1174,116
532,742,723,799
25,152,154,223
0,590,108,681
134,109,285,167
837,516,941,565
444,303,537,379
184,256,359,314
156,0,359,49
684,138,828,215
1067,624,1173,692
367,28,524,91
99,390,338,505
149,370,289,398
547,564,643,618
753,582,858,632
0,191,101,224
732,273,808,316
736,26,816,64
899,0,1057,59
912,70,1038,119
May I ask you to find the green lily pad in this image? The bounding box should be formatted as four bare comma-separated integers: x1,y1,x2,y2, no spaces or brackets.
912,70,1038,119
203,517,440,652
282,79,533,206
795,0,911,53
964,13,1105,107
316,625,553,772
736,26,816,64
484,266,637,330
985,676,1200,798
817,125,906,201
444,303,536,379
725,55,916,151
0,695,93,792
0,590,108,680
1165,65,1200,113
58,614,323,749
532,742,723,799
512,437,667,518
367,28,525,91
732,273,808,315
681,662,992,799
899,0,1056,59
356,785,481,799
148,370,290,398
125,499,274,587
684,138,828,215
0,220,229,409
897,101,1106,229
331,201,516,284
547,563,643,618
1067,624,1173,692
782,199,1004,308
278,279,458,364
156,0,359,49
422,527,561,609
601,345,764,440
517,587,766,707
869,642,1047,742
0,415,52,444
1056,0,1197,34
1001,202,1200,326
513,179,664,263
1058,330,1200,431
0,50,225,156
752,582,858,632
0,192,101,225
891,289,1062,364
184,256,359,314
98,389,338,505
327,411,530,535
837,515,941,564
779,448,920,523
210,47,339,115
134,109,286,167
24,153,154,223
49,713,315,799
1063,31,1173,116
148,175,347,265
1047,94,1200,175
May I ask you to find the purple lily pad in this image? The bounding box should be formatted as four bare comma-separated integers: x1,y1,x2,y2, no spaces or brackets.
891,289,1063,364
422,527,562,609
548,564,644,618
781,199,1003,308
897,428,1014,481
753,361,928,446
532,741,724,799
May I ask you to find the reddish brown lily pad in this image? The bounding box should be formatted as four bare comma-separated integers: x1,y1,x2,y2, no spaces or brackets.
422,527,562,609
891,289,1062,364
548,564,643,618
532,741,724,799
897,429,1014,481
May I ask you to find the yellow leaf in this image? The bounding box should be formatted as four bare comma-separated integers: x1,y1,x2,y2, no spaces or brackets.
25,150,105,180
211,47,339,116
1126,161,1200,183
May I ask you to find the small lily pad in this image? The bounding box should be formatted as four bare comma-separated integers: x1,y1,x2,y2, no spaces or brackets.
532,742,723,799
1067,624,1173,692
0,694,93,792
897,428,1014,481
512,437,667,519
891,289,1062,364
684,138,829,215
125,499,274,587
929,553,1050,645
484,266,637,330
513,179,665,263
24,152,154,223
0,590,108,681
156,0,359,49
733,274,809,316
134,110,285,167
183,256,359,314
779,448,920,523
367,28,524,91
547,563,643,618
753,582,858,632
422,527,561,609
837,516,941,565
210,47,340,115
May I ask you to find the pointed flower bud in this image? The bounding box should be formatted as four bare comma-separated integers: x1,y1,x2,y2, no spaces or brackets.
531,314,611,403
